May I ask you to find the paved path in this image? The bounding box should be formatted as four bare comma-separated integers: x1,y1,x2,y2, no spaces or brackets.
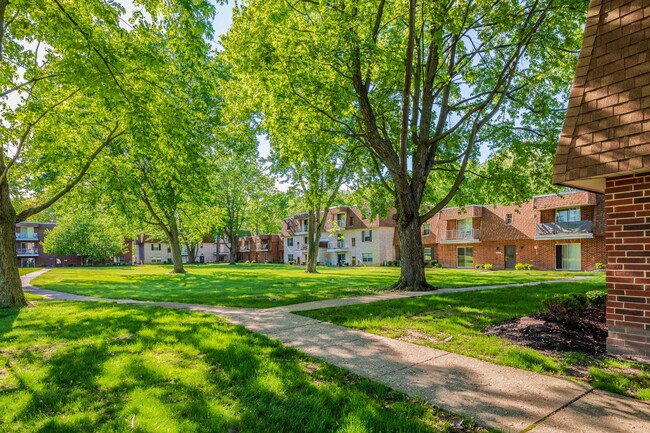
21,270,649,433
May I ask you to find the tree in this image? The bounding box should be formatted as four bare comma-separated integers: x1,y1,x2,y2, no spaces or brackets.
0,0,131,307
42,213,125,265
268,119,359,273
225,0,587,289
213,152,271,265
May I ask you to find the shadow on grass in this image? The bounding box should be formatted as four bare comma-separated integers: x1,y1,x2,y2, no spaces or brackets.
0,302,463,433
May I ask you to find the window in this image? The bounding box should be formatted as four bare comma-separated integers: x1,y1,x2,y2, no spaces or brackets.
351,237,356,247
556,244,581,270
423,223,431,235
362,253,373,263
151,244,161,251
349,216,354,226
556,207,581,223
287,238,294,247
167,247,171,253
423,247,433,261
151,257,162,264
362,230,372,242
457,218,472,236
337,213,345,227
288,254,294,262
302,219,309,232
287,221,293,230
506,214,513,225
457,247,473,268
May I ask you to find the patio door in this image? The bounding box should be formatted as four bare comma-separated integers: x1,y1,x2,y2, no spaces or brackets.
504,245,516,269
457,247,473,268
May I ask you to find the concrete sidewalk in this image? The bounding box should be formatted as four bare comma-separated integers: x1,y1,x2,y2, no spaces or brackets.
21,269,650,433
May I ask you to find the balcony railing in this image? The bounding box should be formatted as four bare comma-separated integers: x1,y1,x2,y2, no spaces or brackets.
16,248,38,256
297,244,308,251
240,245,251,252
327,241,348,251
440,229,480,243
258,244,270,251
16,233,38,240
535,220,593,238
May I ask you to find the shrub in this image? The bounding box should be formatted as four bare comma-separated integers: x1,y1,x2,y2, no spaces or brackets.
430,259,439,267
483,264,493,270
595,262,606,270
245,260,251,264
525,264,534,270
288,261,294,265
475,264,484,270
434,263,442,268
251,260,257,264
586,290,607,307
515,263,526,270
543,293,588,320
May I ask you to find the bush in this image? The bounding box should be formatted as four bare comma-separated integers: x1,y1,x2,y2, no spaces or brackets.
434,263,442,268
526,264,534,270
430,259,439,267
595,262,606,270
251,260,257,264
245,260,251,264
515,263,526,270
483,264,493,270
586,290,607,306
543,293,588,320
475,264,484,270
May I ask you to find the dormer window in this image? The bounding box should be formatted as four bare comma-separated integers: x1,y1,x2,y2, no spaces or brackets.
556,207,580,223
505,214,513,225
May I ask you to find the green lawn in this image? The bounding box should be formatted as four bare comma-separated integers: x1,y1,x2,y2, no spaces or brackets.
299,276,650,401
0,302,491,433
18,268,37,276
31,264,593,308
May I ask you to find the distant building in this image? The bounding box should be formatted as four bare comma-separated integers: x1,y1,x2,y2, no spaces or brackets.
15,221,132,267
282,206,398,266
134,235,217,264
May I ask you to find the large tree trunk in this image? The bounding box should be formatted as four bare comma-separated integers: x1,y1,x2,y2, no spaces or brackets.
185,241,197,263
228,229,238,265
168,219,185,274
391,196,433,291
305,209,320,273
0,170,27,308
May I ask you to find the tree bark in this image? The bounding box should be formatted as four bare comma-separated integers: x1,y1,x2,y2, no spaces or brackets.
228,229,238,265
391,192,433,291
185,241,197,263
305,209,320,273
0,163,27,308
168,218,185,274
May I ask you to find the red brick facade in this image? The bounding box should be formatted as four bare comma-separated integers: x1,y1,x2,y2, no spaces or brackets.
552,1,650,359
420,192,607,271
236,234,284,263
604,174,650,359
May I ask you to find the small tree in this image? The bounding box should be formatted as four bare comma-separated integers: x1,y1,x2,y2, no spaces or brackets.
42,214,125,266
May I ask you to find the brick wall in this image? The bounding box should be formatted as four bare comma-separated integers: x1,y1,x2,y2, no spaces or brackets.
436,238,606,271
605,173,650,359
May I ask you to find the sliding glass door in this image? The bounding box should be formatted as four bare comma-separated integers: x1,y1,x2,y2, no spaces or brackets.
555,244,581,270
457,247,473,268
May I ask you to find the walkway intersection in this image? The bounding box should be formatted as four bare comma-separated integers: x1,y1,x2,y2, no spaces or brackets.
21,269,650,433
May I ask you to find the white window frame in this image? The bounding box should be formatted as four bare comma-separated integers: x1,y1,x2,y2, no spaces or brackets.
287,238,294,247
362,230,373,242
505,214,513,225
288,254,294,262
423,223,431,235
555,243,581,271
457,246,473,269
555,207,581,223
362,253,373,263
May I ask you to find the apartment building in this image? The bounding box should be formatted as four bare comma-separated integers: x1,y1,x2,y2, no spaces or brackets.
282,206,397,266
135,235,217,264
15,222,133,267
236,234,283,263
419,191,606,271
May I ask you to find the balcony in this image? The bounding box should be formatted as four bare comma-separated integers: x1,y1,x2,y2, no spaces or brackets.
16,247,39,256
440,229,480,244
239,245,251,252
535,220,593,240
16,233,38,240
258,244,270,251
327,241,348,252
296,244,308,251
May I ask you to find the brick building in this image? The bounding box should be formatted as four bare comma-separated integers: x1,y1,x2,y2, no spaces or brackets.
420,191,607,271
16,221,132,267
236,234,284,263
553,0,650,359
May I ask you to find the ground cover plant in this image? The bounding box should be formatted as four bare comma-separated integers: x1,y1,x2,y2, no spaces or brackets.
300,276,650,400
31,264,591,308
0,301,493,433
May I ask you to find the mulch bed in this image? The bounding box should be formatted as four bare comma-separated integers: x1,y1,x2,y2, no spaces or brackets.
484,306,607,356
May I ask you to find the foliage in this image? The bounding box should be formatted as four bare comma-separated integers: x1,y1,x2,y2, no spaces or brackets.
42,213,125,263
586,290,607,307
595,262,606,270
515,263,535,271
483,264,494,271
475,264,484,270
542,293,588,319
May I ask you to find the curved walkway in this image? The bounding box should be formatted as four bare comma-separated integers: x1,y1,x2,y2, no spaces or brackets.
21,269,649,433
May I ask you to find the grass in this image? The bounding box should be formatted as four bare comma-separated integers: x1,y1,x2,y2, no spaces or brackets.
31,264,593,308
18,268,36,276
299,275,650,400
0,302,493,433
